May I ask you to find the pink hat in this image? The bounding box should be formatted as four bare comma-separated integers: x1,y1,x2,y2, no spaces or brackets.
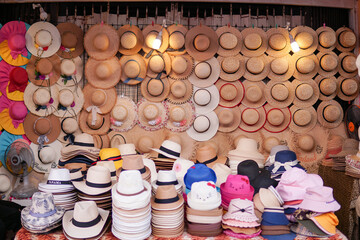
299,186,340,213
220,175,254,210
223,199,259,223
0,95,28,135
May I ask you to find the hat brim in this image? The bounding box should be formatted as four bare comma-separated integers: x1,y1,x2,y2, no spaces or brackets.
217,54,245,82
78,110,111,135
168,54,194,80
317,100,344,129
266,27,291,57
27,55,61,87
151,193,184,210
293,54,319,80
290,26,318,56
241,27,268,57
93,134,110,149
166,24,187,56
215,79,244,108
289,105,317,133
337,76,360,101
316,26,336,52
338,52,357,78
292,79,320,108
110,96,137,132
188,57,220,88
215,106,241,133
317,51,339,77
238,105,266,133
216,26,243,57
56,22,84,59
85,57,121,89
243,55,270,81
53,84,84,118
263,104,291,133
241,80,266,108
57,56,83,87
192,85,220,115
186,111,219,142
82,84,116,114
118,24,144,55
137,98,169,131
165,101,195,132
315,75,338,101
267,55,295,81
336,27,356,52
142,24,169,53
264,80,295,108
167,79,193,105
119,53,147,85
141,77,170,102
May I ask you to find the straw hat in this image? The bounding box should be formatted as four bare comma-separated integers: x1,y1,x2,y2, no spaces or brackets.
289,105,317,133
296,134,316,153
216,25,243,57
186,111,219,142
293,79,320,108
192,85,220,114
137,98,169,131
53,84,84,118
118,24,144,55
339,52,357,78
316,26,336,52
0,62,28,101
293,54,319,80
214,106,241,133
165,101,195,132
31,140,62,173
110,96,137,132
238,105,266,133
336,27,356,52
317,51,339,77
25,21,61,58
56,22,84,59
263,104,291,133
217,54,245,81
93,134,110,149
290,26,318,56
79,109,110,135
167,79,193,104
58,117,81,144
337,76,360,101
119,53,147,85
0,95,27,135
85,56,121,89
317,100,344,129
132,127,166,154
244,55,270,81
264,80,294,108
142,24,169,53
196,146,227,169
185,25,219,61
83,84,116,114
84,23,119,60
215,79,244,108
267,55,295,81
141,77,170,102
57,56,83,87
107,131,129,148
241,27,268,57
262,137,281,154
315,75,338,101
167,24,188,56
188,57,221,88
145,52,171,78
27,55,61,87
242,80,266,108
266,27,291,57
168,54,193,80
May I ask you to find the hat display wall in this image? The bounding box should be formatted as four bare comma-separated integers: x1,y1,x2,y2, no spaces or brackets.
119,53,147,85
293,54,319,80
336,27,356,52
0,61,28,101
339,52,357,78
242,80,266,108
315,75,338,100
58,117,81,144
317,51,339,77
289,105,317,133
217,54,245,81
168,54,194,80
57,57,83,87
56,22,84,59
216,25,243,57
27,55,61,87
0,96,27,135
85,56,121,89
239,105,266,133
215,106,241,133
241,27,268,57
317,100,344,129
188,57,220,88
265,80,295,108
83,84,116,114
244,55,270,81
53,84,84,118
145,52,171,78
167,24,187,55
337,76,359,101
165,101,195,132
142,24,169,54
137,98,169,131
79,110,111,135
192,85,220,114
215,79,244,108
267,55,295,81
266,27,291,57
293,79,320,108
263,104,291,133
118,24,144,55
31,140,62,173
290,26,318,56
25,21,61,58
141,77,170,102
167,79,193,104
316,26,337,52
186,111,219,142
110,96,137,132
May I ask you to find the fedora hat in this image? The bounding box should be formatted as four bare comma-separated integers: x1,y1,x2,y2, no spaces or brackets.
0,96,27,135
119,53,147,85
339,52,357,78
217,54,245,81
27,54,61,87
110,96,137,132
118,24,144,55
215,79,244,108
31,140,62,173
58,117,81,144
337,76,359,101
83,84,116,114
167,24,187,55
316,26,336,52
57,56,83,87
216,25,243,57
107,131,128,148
165,101,195,132
195,145,228,168
293,79,320,108
137,98,169,131
152,170,182,194
121,154,151,182
0,62,28,101
192,85,220,114
84,23,119,60
266,27,291,57
244,55,270,81
79,110,111,135
142,24,169,53
293,54,319,80
241,27,267,57
263,104,291,133
317,51,339,77
56,22,84,59
215,106,241,133
24,113,61,145
268,55,295,81
315,75,338,100
53,84,84,118
289,105,317,133
141,77,170,102
85,56,121,89
151,139,182,159
238,105,266,133
336,27,356,52
264,80,294,108
93,134,110,149
25,21,61,58
167,79,193,104
290,26,318,56
168,54,194,80
145,52,171,78
317,100,344,129
188,57,220,88
186,111,219,142
185,24,219,61
242,80,266,108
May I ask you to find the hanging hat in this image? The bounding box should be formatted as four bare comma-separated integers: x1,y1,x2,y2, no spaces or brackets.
85,56,121,89
293,54,319,80
57,56,83,87
25,21,61,58
145,52,171,78
337,76,360,101
241,27,267,57
141,77,170,102
216,25,243,57
290,26,318,56
78,110,111,135
142,24,169,54
188,57,221,88
215,106,241,133
192,85,220,114
119,53,147,85
266,27,291,57
195,145,228,167
0,96,27,135
238,105,266,133
293,79,320,108
58,117,81,144
0,131,26,166
167,79,193,104
84,23,119,60
118,24,144,55
93,134,110,149
295,134,316,154
217,54,245,81
185,24,219,61
165,101,195,132
56,22,84,59
83,84,116,114
107,131,128,148
316,26,336,52
289,105,317,133
317,100,344,129
267,55,295,81
31,140,62,173
168,54,194,80
243,55,270,81
0,61,28,101
166,24,187,55
110,96,137,132
242,80,266,108
265,80,294,108
53,84,84,118
262,137,281,154
336,27,356,52
151,139,182,159
27,54,61,87
317,51,339,77
186,111,219,142
263,104,291,133
315,75,338,100
215,79,244,108
137,98,169,131
339,52,357,78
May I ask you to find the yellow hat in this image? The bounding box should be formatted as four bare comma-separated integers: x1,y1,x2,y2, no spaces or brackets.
312,212,339,235
98,148,122,169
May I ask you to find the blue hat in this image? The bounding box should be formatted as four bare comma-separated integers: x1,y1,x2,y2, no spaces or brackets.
0,130,24,166
268,150,305,175
261,233,296,240
184,163,217,190
261,207,290,226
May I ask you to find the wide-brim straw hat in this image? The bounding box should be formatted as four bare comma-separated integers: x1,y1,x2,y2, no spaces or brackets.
316,26,336,52
78,110,111,135
317,100,344,129
93,134,110,149
238,105,266,133
317,51,339,77
244,55,270,81
118,24,144,55
241,27,268,57
56,22,84,59
216,25,243,57
167,78,193,104
266,27,291,57
338,52,357,78
215,79,244,108
192,85,220,115
293,54,319,80
315,75,338,101
289,105,317,133
167,24,187,56
186,111,219,142
264,80,294,108
336,27,356,52
263,104,291,133
119,53,147,85
217,54,245,81
58,116,81,144
141,77,170,102
293,79,320,108
290,26,318,56
85,56,121,89
168,54,194,80
84,23,119,60
242,80,266,108
137,98,169,131
337,76,360,101
185,25,219,61
215,106,241,133
142,24,169,53
53,84,84,118
267,55,295,81
31,140,62,173
57,56,83,87
145,51,171,79
0,98,27,135
110,96,137,132
82,84,116,114
27,55,61,87
165,100,195,132
188,57,220,88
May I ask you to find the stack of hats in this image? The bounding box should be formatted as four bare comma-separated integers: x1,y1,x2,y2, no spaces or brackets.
96,148,123,170
331,138,358,171
268,150,305,181
322,135,344,166
172,157,194,188
111,170,152,239
151,185,185,238
222,199,262,238
261,207,296,239
120,154,151,183
183,163,217,194
151,140,182,170
38,168,77,210
253,186,283,221
152,170,183,195
186,181,222,237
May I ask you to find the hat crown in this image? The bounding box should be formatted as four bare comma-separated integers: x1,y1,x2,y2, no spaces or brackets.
86,166,111,188
340,30,356,47
194,89,211,106
171,56,187,74
271,83,289,101
323,105,340,122
278,167,307,185
259,188,281,209
95,62,112,79
9,101,27,120
297,57,315,74
244,33,262,50
93,33,109,51
143,104,159,120
91,90,106,106
39,146,56,164
220,84,237,101
304,186,336,203
263,137,280,153
35,30,52,47
120,31,137,49
147,79,164,97
61,59,76,76
171,80,186,98
267,109,285,126
320,78,337,95
9,33,26,50
271,58,289,75
342,55,356,72
170,106,185,122
193,115,210,133
218,108,234,126
196,145,217,163
269,145,289,156
295,32,314,49
10,67,28,85
189,181,219,203
35,118,51,135
0,175,11,192
30,192,56,215
219,32,238,50
123,59,140,78
298,134,315,152
242,108,259,125
293,109,312,126
194,34,210,52
194,62,211,79
122,154,145,171
59,89,74,107
137,136,153,153
62,118,78,133
98,148,121,160
269,33,287,50
340,78,358,96
118,143,137,155
36,58,53,75
61,31,77,48
223,174,252,192
184,163,217,189
47,168,71,182
245,85,262,103
86,112,102,129
159,140,181,155
236,138,258,152
149,55,165,73
296,83,313,101
117,170,144,195
75,133,95,144
73,201,100,223
320,54,338,71
154,185,178,201
246,57,264,74
221,56,240,73
169,31,185,50
112,105,128,121
275,150,297,163
319,31,336,48
157,170,177,183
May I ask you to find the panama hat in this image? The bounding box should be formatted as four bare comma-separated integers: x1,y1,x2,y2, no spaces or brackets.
217,54,245,81
107,131,128,148
27,54,61,87
290,26,318,56
336,27,356,52
85,56,121,89
316,26,336,52
142,24,169,54
53,84,84,118
24,113,61,145
31,140,62,173
339,52,357,78
83,84,116,114
186,111,219,142
25,21,61,58
151,139,182,159
244,55,270,81
0,96,27,135
145,52,171,78
165,101,195,132
337,76,360,101
317,100,344,129
289,105,317,133
119,53,147,85
166,24,187,55
315,75,338,100
57,56,83,87
265,80,294,108
120,154,151,182
241,27,267,57
317,51,339,77
58,117,81,144
141,77,170,102
118,24,144,55
216,25,243,57
185,24,219,61
263,104,291,133
167,79,193,104
293,54,319,80
192,85,220,114
56,22,84,59
266,27,291,57
215,79,244,108
79,110,110,135
293,79,320,108
242,80,266,108
137,98,169,131
188,57,220,88
0,62,28,101
214,106,241,133
110,96,137,132
168,54,194,80
267,55,295,81
239,105,266,133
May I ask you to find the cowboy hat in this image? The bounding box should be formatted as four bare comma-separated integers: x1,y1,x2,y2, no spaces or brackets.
188,57,220,88
337,76,359,101
267,55,295,81
336,27,356,52
110,96,137,132
338,52,357,78
264,80,294,108
145,51,171,79
27,54,61,87
289,105,317,133
165,101,195,132
244,55,270,81
83,84,116,114
192,85,220,114
242,80,266,108
315,75,338,100
57,56,83,87
141,77,170,102
137,98,169,131
186,111,219,142
241,27,268,57
317,51,339,77
85,56,121,89
215,79,244,108
53,84,84,118
167,78,193,104
142,24,169,53
31,140,62,173
0,96,27,135
56,22,84,59
119,53,147,85
0,62,28,101
78,110,111,135
263,104,291,133
293,54,319,80
292,79,320,108
215,106,241,133
290,26,318,56
317,100,344,129
118,24,144,55
168,54,194,80
166,24,188,55
58,116,81,144
216,25,243,57
238,105,266,133
316,26,336,52
217,54,245,81
266,27,291,57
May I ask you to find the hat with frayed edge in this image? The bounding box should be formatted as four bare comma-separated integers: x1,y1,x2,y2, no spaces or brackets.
119,53,147,85
243,55,270,81
57,56,83,87
82,84,116,114
263,104,291,133
137,98,169,131
110,96,137,132
85,56,121,89
315,75,338,101
215,106,241,133
293,54,319,80
292,79,320,108
142,24,169,53
317,51,339,77
266,27,291,57
215,79,244,108
168,54,194,80
316,26,337,52
339,52,357,78
78,110,110,135
27,54,61,87
167,79,193,104
239,105,266,133
166,24,187,56
145,51,171,79
336,27,356,52
56,22,84,59
217,54,245,82
265,80,294,108
289,105,317,134
140,77,170,102
267,55,295,82
317,100,344,129
0,96,27,135
192,85,220,115
165,101,195,132
242,80,266,108
241,27,268,57
24,113,61,145
290,26,318,56
216,25,243,57
337,76,359,101
188,57,220,88
186,111,219,142
53,84,84,118
118,24,144,55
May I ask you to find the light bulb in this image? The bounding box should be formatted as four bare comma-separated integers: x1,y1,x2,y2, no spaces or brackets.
289,33,300,53
152,29,163,50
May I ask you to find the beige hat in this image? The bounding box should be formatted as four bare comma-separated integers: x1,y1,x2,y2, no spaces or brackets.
27,55,61,87
217,54,245,81
339,52,357,78
118,24,144,55
119,53,147,85
167,24,187,56
316,26,336,52
58,117,81,144
336,27,356,52
78,110,111,135
238,105,266,133
165,101,195,132
215,79,244,108
110,96,137,132
53,84,84,118
132,126,166,155
82,84,116,114
216,26,243,57
317,100,344,129
292,79,320,108
243,55,270,81
140,77,170,102
241,27,268,57
31,140,62,173
263,104,291,133
337,76,360,101
267,55,295,81
137,98,169,131
296,134,316,153
290,26,318,56
262,136,281,153
192,85,220,115
188,57,221,88
57,56,83,87
168,54,194,80
93,134,110,149
186,111,219,142
142,24,169,54
293,54,319,80
241,80,266,108
107,131,128,148
214,106,241,133
266,27,291,57
264,81,294,108
315,75,338,100
317,51,339,77
85,56,121,89
84,23,119,60
145,52,171,79
57,22,84,59
289,105,317,133
167,79,193,104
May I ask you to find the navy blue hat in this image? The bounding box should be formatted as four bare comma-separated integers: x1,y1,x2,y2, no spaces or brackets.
261,233,296,240
184,163,217,190
268,150,305,175
261,207,290,226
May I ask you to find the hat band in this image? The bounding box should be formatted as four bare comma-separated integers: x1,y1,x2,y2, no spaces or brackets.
95,155,122,164
72,141,95,147
340,80,354,96
29,208,57,218
159,146,180,158
116,187,146,196
72,214,102,228
71,176,84,182
341,58,355,73
122,167,146,174
156,180,179,186
147,78,164,97
85,180,111,188
196,156,217,165
154,195,179,204
47,180,72,185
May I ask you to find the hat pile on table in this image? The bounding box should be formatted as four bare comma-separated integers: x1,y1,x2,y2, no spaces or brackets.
253,186,284,222
345,134,360,178
331,138,358,171
261,207,296,239
268,150,305,181
152,170,183,195
120,154,151,183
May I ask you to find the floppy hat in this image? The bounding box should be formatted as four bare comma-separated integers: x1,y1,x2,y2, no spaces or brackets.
142,24,169,54
118,24,144,55
212,163,231,187
263,104,291,133
237,159,263,183
339,52,357,78
152,170,182,194
289,105,317,133
25,21,61,58
192,85,220,114
27,54,61,87
79,110,111,135
185,24,219,61
336,27,356,52
195,145,228,167
215,106,241,133
31,140,62,173
315,75,338,100
243,55,270,81
53,84,84,118
166,24,187,55
58,117,81,144
267,55,295,81
168,54,194,80
0,96,27,135
119,53,147,85
165,101,195,132
57,56,83,87
337,76,359,101
145,52,171,79
187,181,221,210
56,22,84,59
217,54,245,81
266,27,291,57
85,56,121,89
184,163,217,190
292,79,320,108
299,186,340,212
238,105,266,133
137,98,169,131
242,80,266,108
110,96,137,132
0,61,28,101
141,77,170,102
265,80,294,108
290,26,318,56
317,100,343,129
316,26,337,52
317,51,339,77
241,27,267,57
83,84,116,114
167,78,193,104
188,57,220,88
186,111,219,142
216,25,243,57
293,54,319,80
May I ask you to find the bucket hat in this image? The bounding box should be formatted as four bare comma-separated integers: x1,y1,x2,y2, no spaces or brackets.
165,101,195,132
142,24,169,54
265,80,294,108
215,79,244,108
338,52,357,78
242,80,266,108
216,25,243,57
292,79,320,108
137,98,169,131
56,22,84,59
317,100,343,129
85,56,121,89
217,54,245,81
337,76,359,101
215,106,241,133
293,54,319,80
172,157,195,187
267,55,295,81
241,27,268,57
184,163,217,190
141,77,170,102
244,55,270,81
192,85,220,114
57,56,83,87
118,24,144,55
336,27,356,52
315,75,338,100
316,26,336,52
263,104,291,133
188,57,220,88
299,186,340,213
223,198,259,223
110,96,137,132
290,26,318,56
167,24,187,55
238,105,266,133
266,27,290,57
119,53,147,85
289,105,317,133
317,51,339,77
186,111,219,142
27,54,61,87
187,181,221,210
168,54,194,80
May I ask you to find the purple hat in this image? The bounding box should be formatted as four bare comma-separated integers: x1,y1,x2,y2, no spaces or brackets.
299,186,340,213
184,163,217,190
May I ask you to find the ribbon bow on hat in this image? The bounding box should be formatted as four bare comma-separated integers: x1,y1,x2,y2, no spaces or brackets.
37,135,49,149
86,106,102,126
272,159,299,174
231,204,253,214
10,48,28,60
